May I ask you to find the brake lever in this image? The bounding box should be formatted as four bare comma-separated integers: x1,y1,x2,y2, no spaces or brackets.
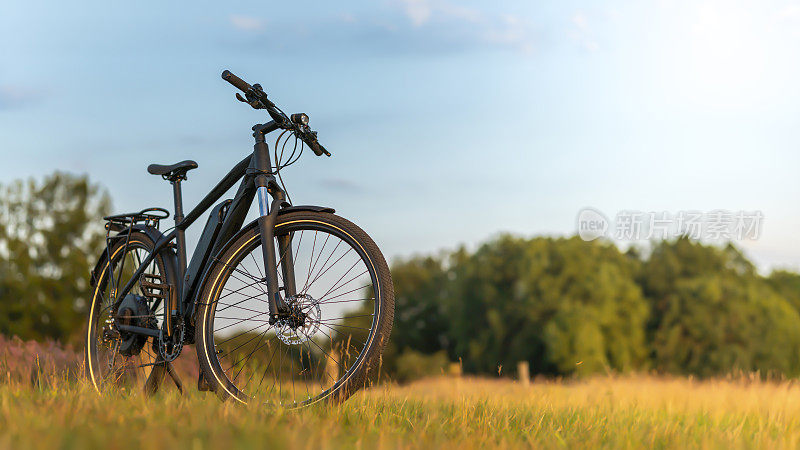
296,127,331,156
235,92,264,110
233,85,295,130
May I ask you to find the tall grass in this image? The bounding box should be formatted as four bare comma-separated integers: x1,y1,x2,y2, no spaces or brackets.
4,374,800,448
4,337,800,448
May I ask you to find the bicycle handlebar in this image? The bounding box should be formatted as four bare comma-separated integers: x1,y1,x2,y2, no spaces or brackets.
221,69,330,157
221,70,252,93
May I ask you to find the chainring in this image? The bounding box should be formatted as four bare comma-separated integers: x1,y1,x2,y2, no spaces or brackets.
158,320,185,362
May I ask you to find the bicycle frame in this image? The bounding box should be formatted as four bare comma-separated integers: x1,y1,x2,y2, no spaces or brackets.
110,120,304,338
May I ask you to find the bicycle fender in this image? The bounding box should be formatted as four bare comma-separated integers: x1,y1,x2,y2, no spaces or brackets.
89,224,179,290
278,205,335,215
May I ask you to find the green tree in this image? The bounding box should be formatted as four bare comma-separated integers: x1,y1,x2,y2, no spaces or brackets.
640,238,755,324
444,236,532,374
445,235,649,376
652,275,800,376
642,239,800,376
389,255,450,354
0,172,110,342
766,270,800,312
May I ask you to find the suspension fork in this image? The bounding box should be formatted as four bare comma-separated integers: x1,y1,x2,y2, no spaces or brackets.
252,126,298,322
276,232,298,296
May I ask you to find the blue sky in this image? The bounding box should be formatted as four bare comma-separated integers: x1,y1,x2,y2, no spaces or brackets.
1,0,799,270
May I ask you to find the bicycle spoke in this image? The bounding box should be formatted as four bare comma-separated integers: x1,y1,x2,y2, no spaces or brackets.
322,313,375,321
248,252,265,280
317,297,374,306
318,256,361,299
320,284,374,303
302,329,346,378
302,232,330,293
217,293,269,313
320,268,369,301
303,232,318,292
228,270,266,293
224,327,274,369
318,321,372,331
213,310,269,334
254,339,281,393
214,316,272,323
229,329,273,381
214,256,268,292
215,322,270,347
221,278,266,300
301,241,346,295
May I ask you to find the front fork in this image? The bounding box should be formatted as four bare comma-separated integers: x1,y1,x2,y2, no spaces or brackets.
253,130,298,323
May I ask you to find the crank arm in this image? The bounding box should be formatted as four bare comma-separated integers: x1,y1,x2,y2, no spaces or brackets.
115,323,160,338
165,361,184,394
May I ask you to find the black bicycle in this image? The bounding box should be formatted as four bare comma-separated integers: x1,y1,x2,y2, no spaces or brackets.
84,70,394,407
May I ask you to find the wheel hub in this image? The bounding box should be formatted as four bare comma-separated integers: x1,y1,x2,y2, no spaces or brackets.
115,294,153,356
276,294,321,345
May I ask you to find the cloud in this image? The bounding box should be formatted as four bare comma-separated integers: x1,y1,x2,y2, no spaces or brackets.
777,4,800,36
0,86,43,110
222,3,537,57
569,11,600,52
229,14,265,32
339,13,357,24
780,4,800,20
400,0,433,26
573,11,589,30
319,178,364,193
484,14,535,53
394,0,536,53
397,0,481,25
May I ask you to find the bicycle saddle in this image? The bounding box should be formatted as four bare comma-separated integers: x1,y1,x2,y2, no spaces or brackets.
147,160,198,181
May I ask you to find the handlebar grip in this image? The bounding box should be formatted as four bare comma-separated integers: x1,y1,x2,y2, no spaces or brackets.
221,70,252,93
309,140,331,157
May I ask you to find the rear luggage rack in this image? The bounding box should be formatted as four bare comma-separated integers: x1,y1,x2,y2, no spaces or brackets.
97,207,175,324
104,207,170,230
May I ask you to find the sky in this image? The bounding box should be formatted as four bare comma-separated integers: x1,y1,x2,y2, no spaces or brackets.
1,0,799,271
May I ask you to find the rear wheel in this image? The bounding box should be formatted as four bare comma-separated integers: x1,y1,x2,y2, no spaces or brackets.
85,231,169,396
195,211,394,407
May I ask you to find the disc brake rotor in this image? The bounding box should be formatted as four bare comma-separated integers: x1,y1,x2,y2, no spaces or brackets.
277,294,321,345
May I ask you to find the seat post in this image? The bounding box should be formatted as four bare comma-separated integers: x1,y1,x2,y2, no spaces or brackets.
171,179,188,283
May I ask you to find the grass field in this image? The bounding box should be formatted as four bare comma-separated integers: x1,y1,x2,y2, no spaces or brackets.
3,374,800,449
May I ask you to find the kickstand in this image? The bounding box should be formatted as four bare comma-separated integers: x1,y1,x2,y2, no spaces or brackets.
165,361,184,394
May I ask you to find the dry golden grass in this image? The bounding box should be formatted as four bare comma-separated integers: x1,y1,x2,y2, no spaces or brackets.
4,374,800,448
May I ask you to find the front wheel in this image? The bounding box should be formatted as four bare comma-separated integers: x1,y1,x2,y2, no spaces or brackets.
195,211,394,408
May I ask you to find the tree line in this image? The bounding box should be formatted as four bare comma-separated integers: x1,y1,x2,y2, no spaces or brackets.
385,234,800,379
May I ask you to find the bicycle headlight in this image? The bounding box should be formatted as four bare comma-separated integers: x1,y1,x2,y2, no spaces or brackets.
290,113,309,126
